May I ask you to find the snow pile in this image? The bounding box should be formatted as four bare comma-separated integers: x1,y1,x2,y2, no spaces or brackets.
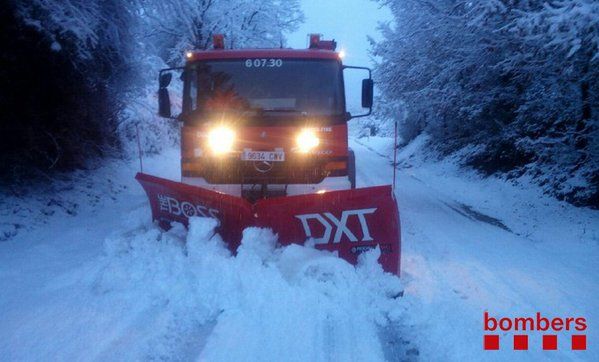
96,216,403,361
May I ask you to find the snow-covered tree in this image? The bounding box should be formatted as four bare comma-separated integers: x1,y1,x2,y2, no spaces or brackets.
372,0,598,207
138,0,303,64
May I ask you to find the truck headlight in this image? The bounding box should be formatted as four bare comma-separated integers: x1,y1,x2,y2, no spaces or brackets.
296,129,320,153
208,126,235,154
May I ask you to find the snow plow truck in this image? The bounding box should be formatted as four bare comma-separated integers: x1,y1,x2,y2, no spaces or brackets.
136,34,401,275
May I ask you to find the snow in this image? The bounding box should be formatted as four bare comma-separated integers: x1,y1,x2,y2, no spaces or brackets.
352,134,598,360
0,150,401,360
50,41,61,51
6,0,596,359
1,133,597,360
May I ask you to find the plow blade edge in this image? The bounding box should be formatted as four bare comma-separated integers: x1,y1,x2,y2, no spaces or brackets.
136,173,401,275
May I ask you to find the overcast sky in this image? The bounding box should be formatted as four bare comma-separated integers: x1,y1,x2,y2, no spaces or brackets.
288,0,392,112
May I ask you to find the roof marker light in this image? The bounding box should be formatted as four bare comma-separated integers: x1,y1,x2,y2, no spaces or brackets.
213,34,225,50
309,33,321,49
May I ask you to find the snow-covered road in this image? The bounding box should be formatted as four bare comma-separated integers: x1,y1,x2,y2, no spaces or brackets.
353,138,597,361
0,137,597,361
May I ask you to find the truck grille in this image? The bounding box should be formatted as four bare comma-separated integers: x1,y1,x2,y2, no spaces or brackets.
182,157,346,184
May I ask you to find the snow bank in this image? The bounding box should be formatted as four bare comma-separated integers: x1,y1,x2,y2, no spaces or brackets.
351,137,598,360
97,217,403,361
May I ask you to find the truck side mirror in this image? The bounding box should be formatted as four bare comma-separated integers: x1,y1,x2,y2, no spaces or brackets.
158,72,172,118
159,72,172,88
343,65,373,119
362,79,374,108
158,88,171,118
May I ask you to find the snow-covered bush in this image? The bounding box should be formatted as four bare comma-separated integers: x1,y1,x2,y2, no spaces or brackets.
371,0,598,207
1,1,133,180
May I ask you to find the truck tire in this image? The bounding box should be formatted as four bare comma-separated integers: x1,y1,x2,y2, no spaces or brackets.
348,148,356,189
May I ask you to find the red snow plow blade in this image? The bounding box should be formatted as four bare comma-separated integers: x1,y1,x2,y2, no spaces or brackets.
136,173,401,275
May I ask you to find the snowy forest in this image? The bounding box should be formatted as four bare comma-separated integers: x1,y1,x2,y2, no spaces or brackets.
1,0,597,209
372,0,598,207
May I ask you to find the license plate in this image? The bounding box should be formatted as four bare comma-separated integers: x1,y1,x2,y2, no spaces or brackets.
241,150,285,162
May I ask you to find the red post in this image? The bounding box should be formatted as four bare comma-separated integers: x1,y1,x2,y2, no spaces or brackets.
213,34,225,49
136,123,143,173
392,119,398,195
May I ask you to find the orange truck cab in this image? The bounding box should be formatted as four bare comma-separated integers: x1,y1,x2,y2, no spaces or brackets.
158,34,374,201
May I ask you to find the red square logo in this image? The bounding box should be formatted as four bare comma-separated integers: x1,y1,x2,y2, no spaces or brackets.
543,335,558,350
484,335,499,350
572,335,586,350
513,335,528,350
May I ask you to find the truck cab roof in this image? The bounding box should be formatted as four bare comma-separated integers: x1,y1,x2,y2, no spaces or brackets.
185,48,341,62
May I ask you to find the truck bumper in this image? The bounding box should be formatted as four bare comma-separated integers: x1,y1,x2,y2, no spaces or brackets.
181,176,352,197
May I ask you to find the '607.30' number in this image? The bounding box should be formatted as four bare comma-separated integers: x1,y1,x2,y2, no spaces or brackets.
245,59,283,68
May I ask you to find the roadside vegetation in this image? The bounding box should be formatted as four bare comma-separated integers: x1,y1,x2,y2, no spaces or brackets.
371,0,598,208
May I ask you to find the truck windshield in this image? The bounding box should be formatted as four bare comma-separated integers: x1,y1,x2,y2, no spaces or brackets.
184,59,344,117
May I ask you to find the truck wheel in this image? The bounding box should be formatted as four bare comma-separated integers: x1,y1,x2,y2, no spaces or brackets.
348,148,356,189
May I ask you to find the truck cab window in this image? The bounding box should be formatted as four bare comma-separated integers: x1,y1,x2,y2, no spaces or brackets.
183,59,344,121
